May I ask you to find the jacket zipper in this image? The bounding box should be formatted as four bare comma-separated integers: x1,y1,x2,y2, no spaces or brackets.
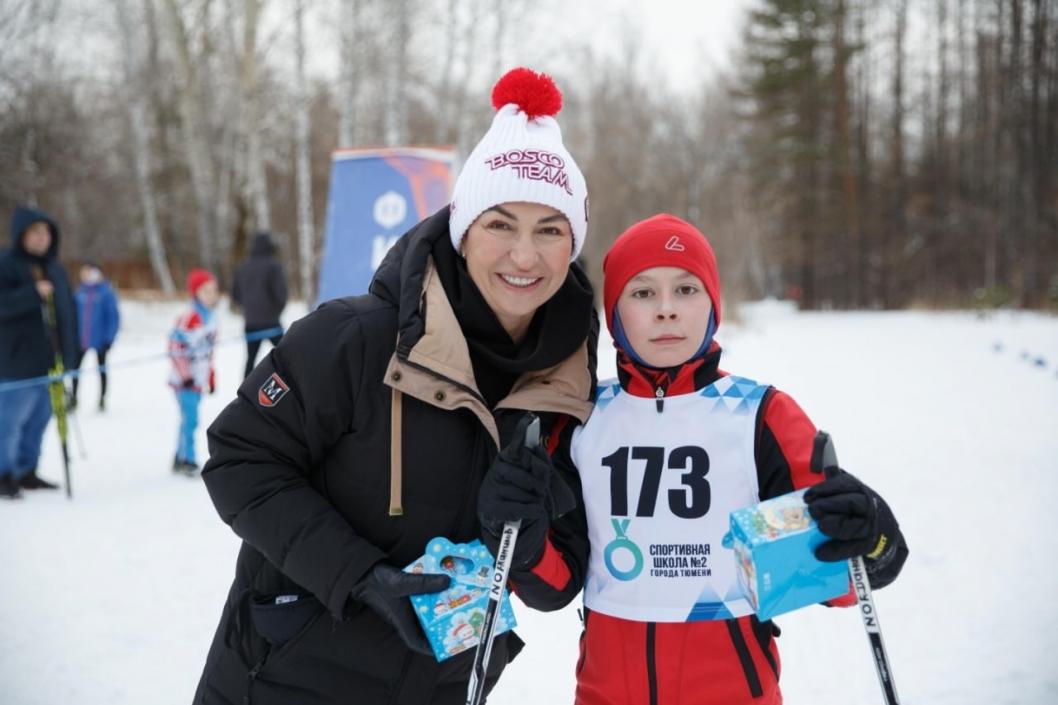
654,386,665,414
245,659,264,705
751,615,780,681
646,622,658,705
576,608,591,675
726,619,763,697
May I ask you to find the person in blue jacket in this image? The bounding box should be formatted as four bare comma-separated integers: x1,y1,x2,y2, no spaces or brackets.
72,260,120,411
0,206,78,498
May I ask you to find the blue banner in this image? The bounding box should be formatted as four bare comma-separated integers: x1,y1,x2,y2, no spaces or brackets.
316,147,454,307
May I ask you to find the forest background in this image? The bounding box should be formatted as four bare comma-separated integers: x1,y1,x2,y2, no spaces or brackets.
1,0,1055,311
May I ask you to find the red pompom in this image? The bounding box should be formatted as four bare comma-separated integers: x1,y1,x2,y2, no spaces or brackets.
491,67,562,119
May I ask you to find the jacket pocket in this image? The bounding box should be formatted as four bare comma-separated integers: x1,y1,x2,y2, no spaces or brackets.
576,609,591,675
725,619,763,698
250,593,324,646
749,615,780,682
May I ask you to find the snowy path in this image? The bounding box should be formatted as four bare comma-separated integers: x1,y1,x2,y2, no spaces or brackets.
2,300,1056,704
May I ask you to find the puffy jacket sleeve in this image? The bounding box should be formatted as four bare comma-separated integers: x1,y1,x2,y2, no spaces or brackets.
231,265,243,307
53,267,79,371
201,301,387,617
508,415,589,611
270,259,288,312
103,284,120,345
0,257,41,322
755,388,908,594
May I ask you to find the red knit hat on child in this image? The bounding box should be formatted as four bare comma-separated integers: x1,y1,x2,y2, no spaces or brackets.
186,268,216,297
602,214,722,334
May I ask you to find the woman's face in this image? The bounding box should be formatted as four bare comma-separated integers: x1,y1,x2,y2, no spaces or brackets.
616,266,713,368
462,202,573,342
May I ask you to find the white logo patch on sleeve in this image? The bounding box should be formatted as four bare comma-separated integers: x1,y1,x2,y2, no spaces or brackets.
258,373,289,407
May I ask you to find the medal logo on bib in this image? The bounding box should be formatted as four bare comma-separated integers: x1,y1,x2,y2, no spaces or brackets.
604,518,644,581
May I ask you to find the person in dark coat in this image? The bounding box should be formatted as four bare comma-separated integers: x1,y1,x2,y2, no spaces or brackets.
0,206,78,498
72,260,120,411
194,68,596,705
231,231,288,379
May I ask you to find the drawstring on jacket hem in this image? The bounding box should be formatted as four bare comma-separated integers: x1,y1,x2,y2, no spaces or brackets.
389,387,403,516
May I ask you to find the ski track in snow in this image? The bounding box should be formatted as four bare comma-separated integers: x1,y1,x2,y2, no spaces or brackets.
2,299,1056,704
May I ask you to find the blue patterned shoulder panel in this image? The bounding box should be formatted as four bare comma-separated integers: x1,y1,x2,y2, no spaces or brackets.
699,375,769,416
594,378,623,410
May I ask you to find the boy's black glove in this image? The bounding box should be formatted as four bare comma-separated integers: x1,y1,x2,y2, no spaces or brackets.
349,564,450,655
478,414,575,571
804,471,901,572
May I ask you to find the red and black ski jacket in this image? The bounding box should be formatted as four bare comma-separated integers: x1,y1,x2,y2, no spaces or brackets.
557,346,907,705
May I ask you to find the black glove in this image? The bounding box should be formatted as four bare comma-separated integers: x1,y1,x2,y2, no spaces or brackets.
478,414,575,571
180,377,196,390
804,471,901,572
349,564,450,655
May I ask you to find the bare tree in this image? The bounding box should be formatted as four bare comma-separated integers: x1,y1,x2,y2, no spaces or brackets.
239,0,271,231
115,0,176,294
337,0,364,147
294,0,315,300
384,0,411,145
162,0,219,271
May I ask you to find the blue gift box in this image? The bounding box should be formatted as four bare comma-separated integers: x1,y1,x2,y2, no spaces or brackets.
724,489,849,621
403,537,517,662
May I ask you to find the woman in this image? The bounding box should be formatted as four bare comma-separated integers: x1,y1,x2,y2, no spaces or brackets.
194,68,596,705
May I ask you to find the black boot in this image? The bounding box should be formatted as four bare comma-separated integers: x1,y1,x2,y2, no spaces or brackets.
173,457,199,476
20,470,60,490
1,475,23,500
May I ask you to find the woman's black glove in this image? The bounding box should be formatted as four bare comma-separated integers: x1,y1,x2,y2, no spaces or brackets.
478,414,575,571
804,471,902,574
349,564,450,655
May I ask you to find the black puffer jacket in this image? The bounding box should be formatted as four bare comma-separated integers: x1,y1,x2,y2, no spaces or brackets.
0,206,78,379
194,207,596,705
232,232,288,328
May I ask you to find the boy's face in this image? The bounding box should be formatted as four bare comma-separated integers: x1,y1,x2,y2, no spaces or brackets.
80,265,101,284
195,280,220,308
616,266,713,368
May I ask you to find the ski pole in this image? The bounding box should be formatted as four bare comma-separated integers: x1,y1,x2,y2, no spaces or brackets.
68,400,88,459
42,292,74,499
465,414,541,705
47,367,73,499
811,431,900,705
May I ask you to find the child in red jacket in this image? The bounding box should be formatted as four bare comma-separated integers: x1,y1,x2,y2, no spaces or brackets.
168,269,219,475
570,215,908,704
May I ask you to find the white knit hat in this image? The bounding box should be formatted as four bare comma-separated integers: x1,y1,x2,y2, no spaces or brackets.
449,68,588,261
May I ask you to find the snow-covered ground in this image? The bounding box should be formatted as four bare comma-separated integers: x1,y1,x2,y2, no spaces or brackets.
2,299,1056,704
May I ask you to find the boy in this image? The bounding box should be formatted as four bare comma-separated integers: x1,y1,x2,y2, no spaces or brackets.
168,269,218,475
73,260,120,411
570,214,908,704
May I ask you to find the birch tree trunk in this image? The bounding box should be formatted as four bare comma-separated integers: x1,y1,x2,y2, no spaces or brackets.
435,0,459,143
338,0,363,147
294,0,315,301
162,0,218,271
116,0,175,294
385,0,410,145
241,0,270,231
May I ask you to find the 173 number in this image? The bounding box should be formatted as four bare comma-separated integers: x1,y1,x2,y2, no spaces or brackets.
601,446,711,519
